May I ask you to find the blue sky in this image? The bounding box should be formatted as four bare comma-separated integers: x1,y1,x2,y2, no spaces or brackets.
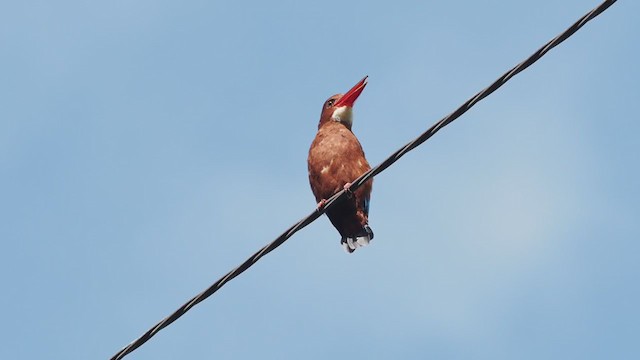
1,1,638,359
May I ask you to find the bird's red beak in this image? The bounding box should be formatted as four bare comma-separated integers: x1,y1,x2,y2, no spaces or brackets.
334,76,368,108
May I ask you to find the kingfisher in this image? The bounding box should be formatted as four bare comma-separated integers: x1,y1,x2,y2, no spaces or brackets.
308,76,374,253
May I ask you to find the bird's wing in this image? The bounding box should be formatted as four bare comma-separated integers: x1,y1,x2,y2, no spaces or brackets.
363,195,371,217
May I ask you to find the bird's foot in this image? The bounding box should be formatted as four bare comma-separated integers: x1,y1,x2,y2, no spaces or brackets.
343,182,354,198
316,199,327,210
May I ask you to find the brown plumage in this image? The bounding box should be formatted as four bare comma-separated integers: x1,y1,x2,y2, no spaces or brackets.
307,77,374,253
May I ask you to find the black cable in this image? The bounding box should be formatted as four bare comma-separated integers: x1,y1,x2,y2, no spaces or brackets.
111,1,617,358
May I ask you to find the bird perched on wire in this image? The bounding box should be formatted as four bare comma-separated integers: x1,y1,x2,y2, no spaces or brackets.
308,76,374,253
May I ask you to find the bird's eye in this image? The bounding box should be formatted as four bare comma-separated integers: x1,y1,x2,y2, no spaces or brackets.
326,99,335,108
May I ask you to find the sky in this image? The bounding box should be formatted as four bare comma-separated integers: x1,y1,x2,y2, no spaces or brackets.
1,1,638,359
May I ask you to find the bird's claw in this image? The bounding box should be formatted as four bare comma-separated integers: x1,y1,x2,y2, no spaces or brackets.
316,199,327,210
343,182,354,198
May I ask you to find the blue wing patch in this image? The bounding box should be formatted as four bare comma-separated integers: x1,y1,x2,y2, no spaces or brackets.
363,196,370,216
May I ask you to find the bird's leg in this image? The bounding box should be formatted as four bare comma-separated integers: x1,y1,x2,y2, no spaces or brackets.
343,182,354,199
316,199,327,210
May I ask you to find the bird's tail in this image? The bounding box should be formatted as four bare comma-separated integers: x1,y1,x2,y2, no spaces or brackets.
341,225,374,253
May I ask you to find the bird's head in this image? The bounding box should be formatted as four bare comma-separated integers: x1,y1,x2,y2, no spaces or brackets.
318,76,368,130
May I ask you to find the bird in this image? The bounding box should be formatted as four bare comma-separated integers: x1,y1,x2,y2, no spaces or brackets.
308,76,374,253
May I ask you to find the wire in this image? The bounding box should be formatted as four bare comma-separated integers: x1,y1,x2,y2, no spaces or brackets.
111,1,617,358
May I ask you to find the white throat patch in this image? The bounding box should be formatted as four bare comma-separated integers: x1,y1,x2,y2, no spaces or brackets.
331,106,353,127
